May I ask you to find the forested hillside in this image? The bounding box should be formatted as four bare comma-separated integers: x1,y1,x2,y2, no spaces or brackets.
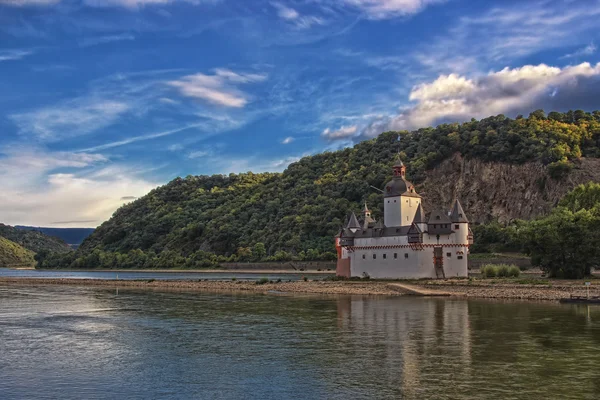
0,236,35,267
39,110,600,269
0,224,71,254
15,226,95,246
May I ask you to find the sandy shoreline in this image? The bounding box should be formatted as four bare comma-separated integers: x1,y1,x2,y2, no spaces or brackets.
2,276,600,300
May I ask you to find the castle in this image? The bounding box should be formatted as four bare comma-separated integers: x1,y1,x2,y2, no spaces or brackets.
335,160,473,279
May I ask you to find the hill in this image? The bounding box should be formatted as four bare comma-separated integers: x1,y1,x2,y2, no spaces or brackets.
39,109,600,269
0,236,35,267
0,224,71,254
15,226,95,247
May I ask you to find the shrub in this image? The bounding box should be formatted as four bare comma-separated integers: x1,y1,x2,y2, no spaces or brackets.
480,265,497,278
497,265,509,277
508,265,521,277
303,276,308,282
256,277,269,285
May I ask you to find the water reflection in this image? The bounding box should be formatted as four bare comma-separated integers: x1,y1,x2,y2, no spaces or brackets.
1,286,600,400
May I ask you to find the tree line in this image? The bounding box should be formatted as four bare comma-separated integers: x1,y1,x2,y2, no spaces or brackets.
36,110,600,272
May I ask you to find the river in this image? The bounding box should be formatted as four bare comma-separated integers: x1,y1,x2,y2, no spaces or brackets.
1,285,599,399
0,268,326,281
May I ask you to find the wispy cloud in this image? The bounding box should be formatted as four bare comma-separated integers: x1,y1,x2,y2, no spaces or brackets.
281,136,294,144
271,2,325,29
168,68,267,107
0,49,33,62
412,1,600,75
333,0,446,20
562,42,597,59
78,124,204,152
0,0,60,6
79,33,135,47
11,100,131,141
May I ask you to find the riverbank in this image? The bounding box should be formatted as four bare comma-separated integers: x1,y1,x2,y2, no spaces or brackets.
3,276,600,300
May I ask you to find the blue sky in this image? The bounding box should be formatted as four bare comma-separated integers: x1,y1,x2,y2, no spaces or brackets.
1,0,600,227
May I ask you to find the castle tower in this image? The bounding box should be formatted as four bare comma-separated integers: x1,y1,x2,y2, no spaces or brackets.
383,159,421,227
450,199,469,244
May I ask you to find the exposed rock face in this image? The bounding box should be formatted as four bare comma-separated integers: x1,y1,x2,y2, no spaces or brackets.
417,155,600,223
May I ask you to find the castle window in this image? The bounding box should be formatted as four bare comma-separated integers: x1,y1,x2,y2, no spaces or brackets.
394,200,396,203
434,224,437,228
458,256,463,260
383,254,387,259
362,254,366,259
446,253,451,257
436,216,440,220
404,253,409,259
373,254,376,259
455,224,459,229
394,253,398,259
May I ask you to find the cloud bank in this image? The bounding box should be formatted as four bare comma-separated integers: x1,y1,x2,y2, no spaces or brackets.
360,62,600,138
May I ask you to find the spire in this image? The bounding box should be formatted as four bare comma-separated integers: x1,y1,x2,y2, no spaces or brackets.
363,202,370,215
450,199,469,223
412,203,426,224
346,212,361,233
393,154,406,178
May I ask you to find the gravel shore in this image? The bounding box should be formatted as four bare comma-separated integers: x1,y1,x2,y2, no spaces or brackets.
2,277,598,301
0,277,401,296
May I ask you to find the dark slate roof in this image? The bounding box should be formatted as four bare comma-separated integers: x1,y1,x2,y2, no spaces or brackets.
346,212,361,230
384,177,421,198
373,220,385,230
408,223,422,234
412,203,426,224
450,199,469,223
428,209,452,224
362,202,370,213
393,158,404,167
341,225,411,238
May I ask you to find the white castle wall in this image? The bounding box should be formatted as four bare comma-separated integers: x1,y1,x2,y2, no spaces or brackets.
348,232,468,279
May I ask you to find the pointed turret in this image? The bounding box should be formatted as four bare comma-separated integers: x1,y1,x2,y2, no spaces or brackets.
346,212,361,233
412,203,426,224
450,199,469,223
362,202,375,229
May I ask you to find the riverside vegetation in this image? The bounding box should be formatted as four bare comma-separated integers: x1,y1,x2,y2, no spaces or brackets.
35,110,600,278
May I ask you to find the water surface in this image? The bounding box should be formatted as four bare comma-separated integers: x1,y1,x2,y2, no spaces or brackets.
1,285,600,399
0,268,326,281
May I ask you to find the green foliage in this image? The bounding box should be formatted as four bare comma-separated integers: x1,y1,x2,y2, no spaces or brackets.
0,224,70,254
480,264,520,278
256,277,269,285
470,221,524,253
0,236,35,267
521,206,600,279
41,110,600,269
559,182,600,212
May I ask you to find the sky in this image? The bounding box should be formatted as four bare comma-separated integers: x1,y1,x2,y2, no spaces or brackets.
1,0,600,228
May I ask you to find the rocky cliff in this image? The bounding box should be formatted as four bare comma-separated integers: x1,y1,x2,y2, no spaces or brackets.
419,155,600,223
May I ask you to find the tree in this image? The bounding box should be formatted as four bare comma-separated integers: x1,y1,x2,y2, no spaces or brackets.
251,242,266,261
521,207,600,278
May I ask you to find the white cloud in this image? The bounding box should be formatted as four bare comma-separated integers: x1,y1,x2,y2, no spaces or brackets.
361,62,600,137
562,42,597,59
0,49,33,62
272,2,299,20
168,68,267,107
0,148,156,227
282,136,294,144
271,2,325,28
339,0,446,19
11,100,131,141
322,125,358,141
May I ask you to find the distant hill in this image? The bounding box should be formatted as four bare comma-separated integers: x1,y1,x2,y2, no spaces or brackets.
0,224,71,254
0,236,35,267
15,226,95,246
